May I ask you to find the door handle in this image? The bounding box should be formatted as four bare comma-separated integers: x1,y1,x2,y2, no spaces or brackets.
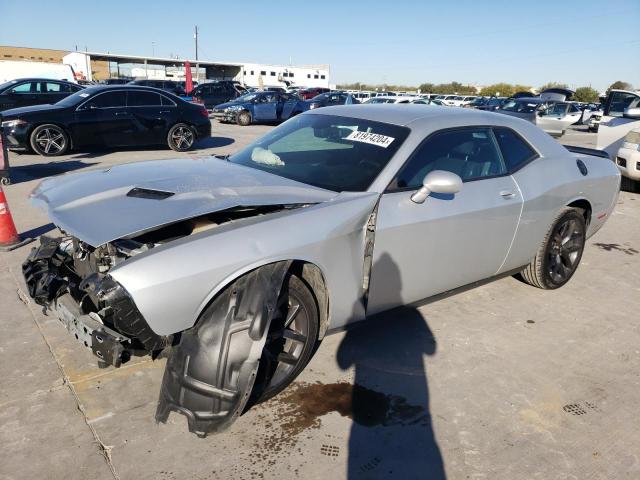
159,110,171,114
114,111,128,116
500,191,516,198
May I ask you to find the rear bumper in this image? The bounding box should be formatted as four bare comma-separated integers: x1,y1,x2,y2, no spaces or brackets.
22,237,172,367
616,148,640,181
195,121,212,139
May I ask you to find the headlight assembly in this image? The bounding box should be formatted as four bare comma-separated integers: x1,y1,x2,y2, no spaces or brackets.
1,119,27,128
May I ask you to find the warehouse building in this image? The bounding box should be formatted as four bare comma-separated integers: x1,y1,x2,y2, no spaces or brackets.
0,46,330,88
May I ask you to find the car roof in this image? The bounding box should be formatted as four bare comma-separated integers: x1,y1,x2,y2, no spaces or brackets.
2,77,78,84
79,84,182,96
306,103,540,128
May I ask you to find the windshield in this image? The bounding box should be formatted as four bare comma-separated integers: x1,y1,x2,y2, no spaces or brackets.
234,93,259,103
228,114,410,192
500,99,539,113
54,88,96,107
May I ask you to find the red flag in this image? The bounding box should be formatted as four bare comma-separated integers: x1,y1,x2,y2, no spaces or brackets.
184,60,193,94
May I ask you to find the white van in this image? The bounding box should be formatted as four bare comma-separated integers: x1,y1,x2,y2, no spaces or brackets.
0,61,77,84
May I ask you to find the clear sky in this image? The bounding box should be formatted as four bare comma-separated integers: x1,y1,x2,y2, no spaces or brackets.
1,0,638,92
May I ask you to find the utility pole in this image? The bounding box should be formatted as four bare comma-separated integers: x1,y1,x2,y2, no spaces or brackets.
194,25,199,61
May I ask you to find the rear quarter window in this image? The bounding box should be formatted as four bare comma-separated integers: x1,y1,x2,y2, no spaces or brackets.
493,127,538,172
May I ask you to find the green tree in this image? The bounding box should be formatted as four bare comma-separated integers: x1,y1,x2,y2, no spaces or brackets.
573,86,600,103
479,83,516,97
539,82,569,92
607,80,633,94
418,83,435,93
513,85,533,95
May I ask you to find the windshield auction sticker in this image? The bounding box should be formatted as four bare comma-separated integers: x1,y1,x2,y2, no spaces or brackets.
345,131,395,148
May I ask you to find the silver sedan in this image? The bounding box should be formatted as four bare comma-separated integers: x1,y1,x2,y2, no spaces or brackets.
23,105,620,435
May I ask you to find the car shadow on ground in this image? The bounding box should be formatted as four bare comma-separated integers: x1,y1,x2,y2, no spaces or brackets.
8,160,99,184
196,136,235,149
337,253,446,479
62,137,235,158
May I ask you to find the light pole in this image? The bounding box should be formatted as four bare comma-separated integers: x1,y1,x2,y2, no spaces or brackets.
194,26,199,61
152,42,155,57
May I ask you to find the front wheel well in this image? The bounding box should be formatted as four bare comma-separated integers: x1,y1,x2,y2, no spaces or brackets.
567,199,592,227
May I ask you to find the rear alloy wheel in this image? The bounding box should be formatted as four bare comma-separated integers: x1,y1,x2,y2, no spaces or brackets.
237,111,252,126
251,274,319,403
520,208,586,289
167,123,195,151
30,124,69,156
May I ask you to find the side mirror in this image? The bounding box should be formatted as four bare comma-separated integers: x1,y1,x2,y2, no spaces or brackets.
623,107,640,119
411,170,462,204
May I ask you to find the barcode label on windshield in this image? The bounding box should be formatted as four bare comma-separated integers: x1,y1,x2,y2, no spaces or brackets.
345,131,395,148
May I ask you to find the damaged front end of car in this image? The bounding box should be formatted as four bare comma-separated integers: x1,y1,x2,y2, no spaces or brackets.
23,235,173,367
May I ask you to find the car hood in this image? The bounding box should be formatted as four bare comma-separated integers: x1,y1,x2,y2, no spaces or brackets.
30,156,338,247
213,100,247,110
1,103,65,118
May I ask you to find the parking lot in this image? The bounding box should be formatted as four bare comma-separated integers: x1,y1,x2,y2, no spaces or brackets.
1,120,638,480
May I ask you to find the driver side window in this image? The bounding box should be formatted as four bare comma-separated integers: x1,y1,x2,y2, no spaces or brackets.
393,128,506,189
9,82,36,94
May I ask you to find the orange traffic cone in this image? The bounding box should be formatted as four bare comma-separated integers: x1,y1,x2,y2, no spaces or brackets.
0,185,33,251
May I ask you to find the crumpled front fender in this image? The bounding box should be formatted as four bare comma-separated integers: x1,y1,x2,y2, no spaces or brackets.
155,260,291,436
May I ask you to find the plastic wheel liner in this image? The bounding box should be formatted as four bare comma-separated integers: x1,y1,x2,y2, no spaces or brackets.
156,260,292,436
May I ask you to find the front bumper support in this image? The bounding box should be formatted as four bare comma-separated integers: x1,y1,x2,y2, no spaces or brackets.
56,293,131,367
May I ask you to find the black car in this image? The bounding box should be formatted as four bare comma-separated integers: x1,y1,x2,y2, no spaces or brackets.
304,91,359,110
475,97,507,111
1,85,211,156
0,78,84,112
190,81,247,109
127,79,186,96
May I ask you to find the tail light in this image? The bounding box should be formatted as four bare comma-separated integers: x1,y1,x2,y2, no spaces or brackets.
192,96,203,105
198,106,209,118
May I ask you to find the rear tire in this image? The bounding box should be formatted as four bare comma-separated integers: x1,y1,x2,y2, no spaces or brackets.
620,175,639,193
29,124,69,157
520,208,586,289
237,111,252,126
167,123,195,152
251,274,319,403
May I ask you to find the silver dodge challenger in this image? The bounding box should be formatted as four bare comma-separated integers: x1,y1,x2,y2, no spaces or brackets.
22,105,620,436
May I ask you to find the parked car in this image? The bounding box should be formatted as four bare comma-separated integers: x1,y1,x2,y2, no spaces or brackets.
0,78,83,112
128,79,186,96
466,96,488,108
460,96,478,106
1,85,211,155
615,127,640,192
298,87,330,100
190,81,247,109
211,91,304,126
588,111,603,132
497,97,581,137
475,97,507,111
366,96,420,104
304,91,359,110
22,105,619,435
